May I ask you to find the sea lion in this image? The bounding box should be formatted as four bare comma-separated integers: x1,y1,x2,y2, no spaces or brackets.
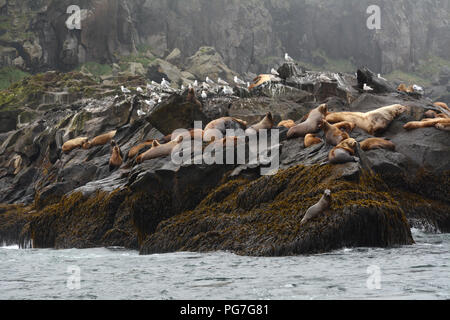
304,134,323,148
321,120,350,146
82,130,117,149
187,88,202,109
62,137,89,154
433,102,450,112
403,118,450,130
204,117,247,135
249,74,276,90
136,135,184,164
360,138,395,151
287,104,328,139
109,140,123,171
333,121,356,133
424,110,438,119
246,112,274,134
328,138,359,164
397,84,414,93
127,140,155,160
435,123,450,132
326,104,407,135
277,120,296,129
300,189,332,225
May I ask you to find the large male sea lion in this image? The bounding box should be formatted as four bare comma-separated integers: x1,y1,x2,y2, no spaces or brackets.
360,138,395,151
328,138,359,164
300,189,332,225
326,104,407,135
62,137,89,154
321,120,350,146
287,104,328,139
136,135,184,164
109,140,123,171
82,130,117,149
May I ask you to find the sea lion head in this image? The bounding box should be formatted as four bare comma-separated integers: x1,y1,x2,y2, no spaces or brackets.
82,141,91,149
318,104,328,115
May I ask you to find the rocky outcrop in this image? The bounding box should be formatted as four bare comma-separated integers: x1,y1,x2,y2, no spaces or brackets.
0,63,449,255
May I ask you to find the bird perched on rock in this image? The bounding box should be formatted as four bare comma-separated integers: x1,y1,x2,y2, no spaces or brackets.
121,86,131,94
202,82,210,90
137,109,146,117
285,53,294,63
218,78,229,86
271,68,280,76
377,74,387,81
137,87,143,93
413,84,424,94
222,86,234,95
206,77,215,85
234,76,246,86
145,100,156,108
363,83,374,92
201,91,207,99
161,78,171,88
193,80,199,87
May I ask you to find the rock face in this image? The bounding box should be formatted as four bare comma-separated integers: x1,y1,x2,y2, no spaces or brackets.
0,0,448,76
0,64,449,255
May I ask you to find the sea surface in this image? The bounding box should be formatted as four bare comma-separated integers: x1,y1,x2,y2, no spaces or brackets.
0,229,448,300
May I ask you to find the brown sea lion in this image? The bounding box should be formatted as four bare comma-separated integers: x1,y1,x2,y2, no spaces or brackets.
304,134,323,148
136,135,184,164
127,140,155,160
326,104,407,135
246,112,274,133
360,138,396,151
109,140,123,171
403,118,450,130
277,120,296,129
62,137,89,154
204,117,247,135
435,123,450,132
333,121,356,133
248,74,275,90
300,189,332,225
433,102,450,112
187,88,202,109
321,120,350,146
328,138,359,164
82,130,117,149
287,104,328,139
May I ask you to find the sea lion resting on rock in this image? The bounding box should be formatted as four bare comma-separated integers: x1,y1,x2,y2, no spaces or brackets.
278,120,296,129
287,104,328,139
424,110,448,119
187,88,202,109
246,112,274,134
321,120,350,146
403,118,450,130
128,140,155,160
62,137,88,154
204,117,247,136
109,140,123,171
326,104,407,135
136,135,184,164
300,189,332,225
304,134,323,148
435,123,450,132
328,138,359,164
82,130,117,149
360,138,395,151
433,102,450,113
334,121,356,133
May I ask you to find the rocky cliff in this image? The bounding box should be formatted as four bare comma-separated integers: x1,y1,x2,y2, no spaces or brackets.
1,0,449,76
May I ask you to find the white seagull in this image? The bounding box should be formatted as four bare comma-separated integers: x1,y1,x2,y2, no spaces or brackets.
222,86,234,95
137,87,143,93
161,78,171,88
218,78,229,86
121,86,131,94
377,74,387,81
201,91,207,99
145,100,156,107
206,77,215,85
285,53,294,63
363,83,374,92
234,76,246,86
193,80,199,87
413,84,424,94
271,68,280,76
137,109,146,117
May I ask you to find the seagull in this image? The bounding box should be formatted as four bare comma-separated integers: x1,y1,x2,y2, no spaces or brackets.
121,86,131,94
193,80,199,87
319,74,332,82
145,100,156,107
158,97,162,103
271,68,280,76
218,78,229,86
201,91,207,99
161,78,171,88
377,74,387,81
137,109,146,117
180,85,185,91
206,77,215,85
413,84,424,94
234,76,246,86
363,83,374,92
285,53,294,63
222,86,234,95
137,87,143,93
202,82,210,90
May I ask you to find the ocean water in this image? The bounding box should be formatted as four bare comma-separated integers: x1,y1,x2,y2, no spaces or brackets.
0,229,448,300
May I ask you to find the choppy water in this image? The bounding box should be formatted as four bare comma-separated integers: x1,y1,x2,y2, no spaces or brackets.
0,229,449,300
